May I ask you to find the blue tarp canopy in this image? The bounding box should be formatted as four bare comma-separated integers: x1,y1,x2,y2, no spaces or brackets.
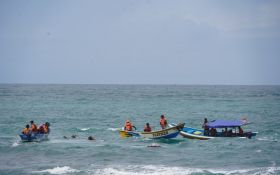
207,120,244,128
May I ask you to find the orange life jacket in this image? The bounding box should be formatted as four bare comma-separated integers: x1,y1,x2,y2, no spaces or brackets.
125,122,133,131
22,128,30,135
31,123,38,132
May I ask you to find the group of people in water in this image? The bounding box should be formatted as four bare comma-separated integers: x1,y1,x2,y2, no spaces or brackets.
124,114,168,132
202,118,244,137
22,121,50,135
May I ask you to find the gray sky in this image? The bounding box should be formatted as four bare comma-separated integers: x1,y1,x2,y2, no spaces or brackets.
0,0,280,85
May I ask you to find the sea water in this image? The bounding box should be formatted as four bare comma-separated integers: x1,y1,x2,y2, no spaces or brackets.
0,84,279,175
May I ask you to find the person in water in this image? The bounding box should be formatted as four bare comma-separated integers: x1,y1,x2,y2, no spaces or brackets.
124,120,136,131
22,125,31,135
202,118,209,136
30,120,38,132
38,122,50,134
144,123,152,132
160,115,167,129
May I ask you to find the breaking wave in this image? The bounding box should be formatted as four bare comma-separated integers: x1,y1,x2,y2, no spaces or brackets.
91,165,280,175
33,166,79,174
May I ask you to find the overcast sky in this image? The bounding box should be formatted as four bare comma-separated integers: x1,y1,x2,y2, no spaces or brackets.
0,0,280,84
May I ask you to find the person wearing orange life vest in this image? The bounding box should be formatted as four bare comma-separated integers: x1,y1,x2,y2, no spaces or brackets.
144,123,152,132
124,120,136,131
160,115,168,129
22,125,31,135
30,120,38,132
38,122,50,134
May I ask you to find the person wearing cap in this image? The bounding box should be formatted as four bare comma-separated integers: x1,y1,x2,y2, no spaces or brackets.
30,120,38,133
144,123,152,132
160,115,168,129
22,124,31,135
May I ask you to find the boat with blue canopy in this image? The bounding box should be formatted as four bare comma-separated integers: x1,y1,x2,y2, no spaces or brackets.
208,120,246,128
178,119,257,140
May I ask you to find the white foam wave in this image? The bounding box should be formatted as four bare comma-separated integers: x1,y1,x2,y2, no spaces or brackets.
260,166,280,175
80,128,90,131
257,137,278,142
33,166,79,174
91,165,280,175
107,128,120,131
12,142,20,147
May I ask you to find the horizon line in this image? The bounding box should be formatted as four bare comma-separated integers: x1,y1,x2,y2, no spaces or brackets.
0,83,279,86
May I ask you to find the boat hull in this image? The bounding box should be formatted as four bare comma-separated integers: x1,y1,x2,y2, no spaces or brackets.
178,126,257,139
119,130,140,138
180,127,213,140
19,133,49,142
140,123,185,139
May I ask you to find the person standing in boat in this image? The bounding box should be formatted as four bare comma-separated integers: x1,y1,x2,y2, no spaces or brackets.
22,124,31,135
30,120,38,133
144,123,152,132
160,115,168,129
202,118,209,136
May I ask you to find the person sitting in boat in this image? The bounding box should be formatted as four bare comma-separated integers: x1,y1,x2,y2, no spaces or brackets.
227,129,233,137
144,123,152,132
22,124,31,135
124,120,136,131
38,122,50,134
238,126,244,136
210,128,217,136
160,115,167,129
202,118,209,136
222,129,226,136
30,120,38,133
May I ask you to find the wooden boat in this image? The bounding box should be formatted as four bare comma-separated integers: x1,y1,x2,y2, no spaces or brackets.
19,133,49,142
119,123,185,139
140,123,185,139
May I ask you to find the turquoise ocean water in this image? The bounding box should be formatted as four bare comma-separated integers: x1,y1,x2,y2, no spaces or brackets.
0,84,279,175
